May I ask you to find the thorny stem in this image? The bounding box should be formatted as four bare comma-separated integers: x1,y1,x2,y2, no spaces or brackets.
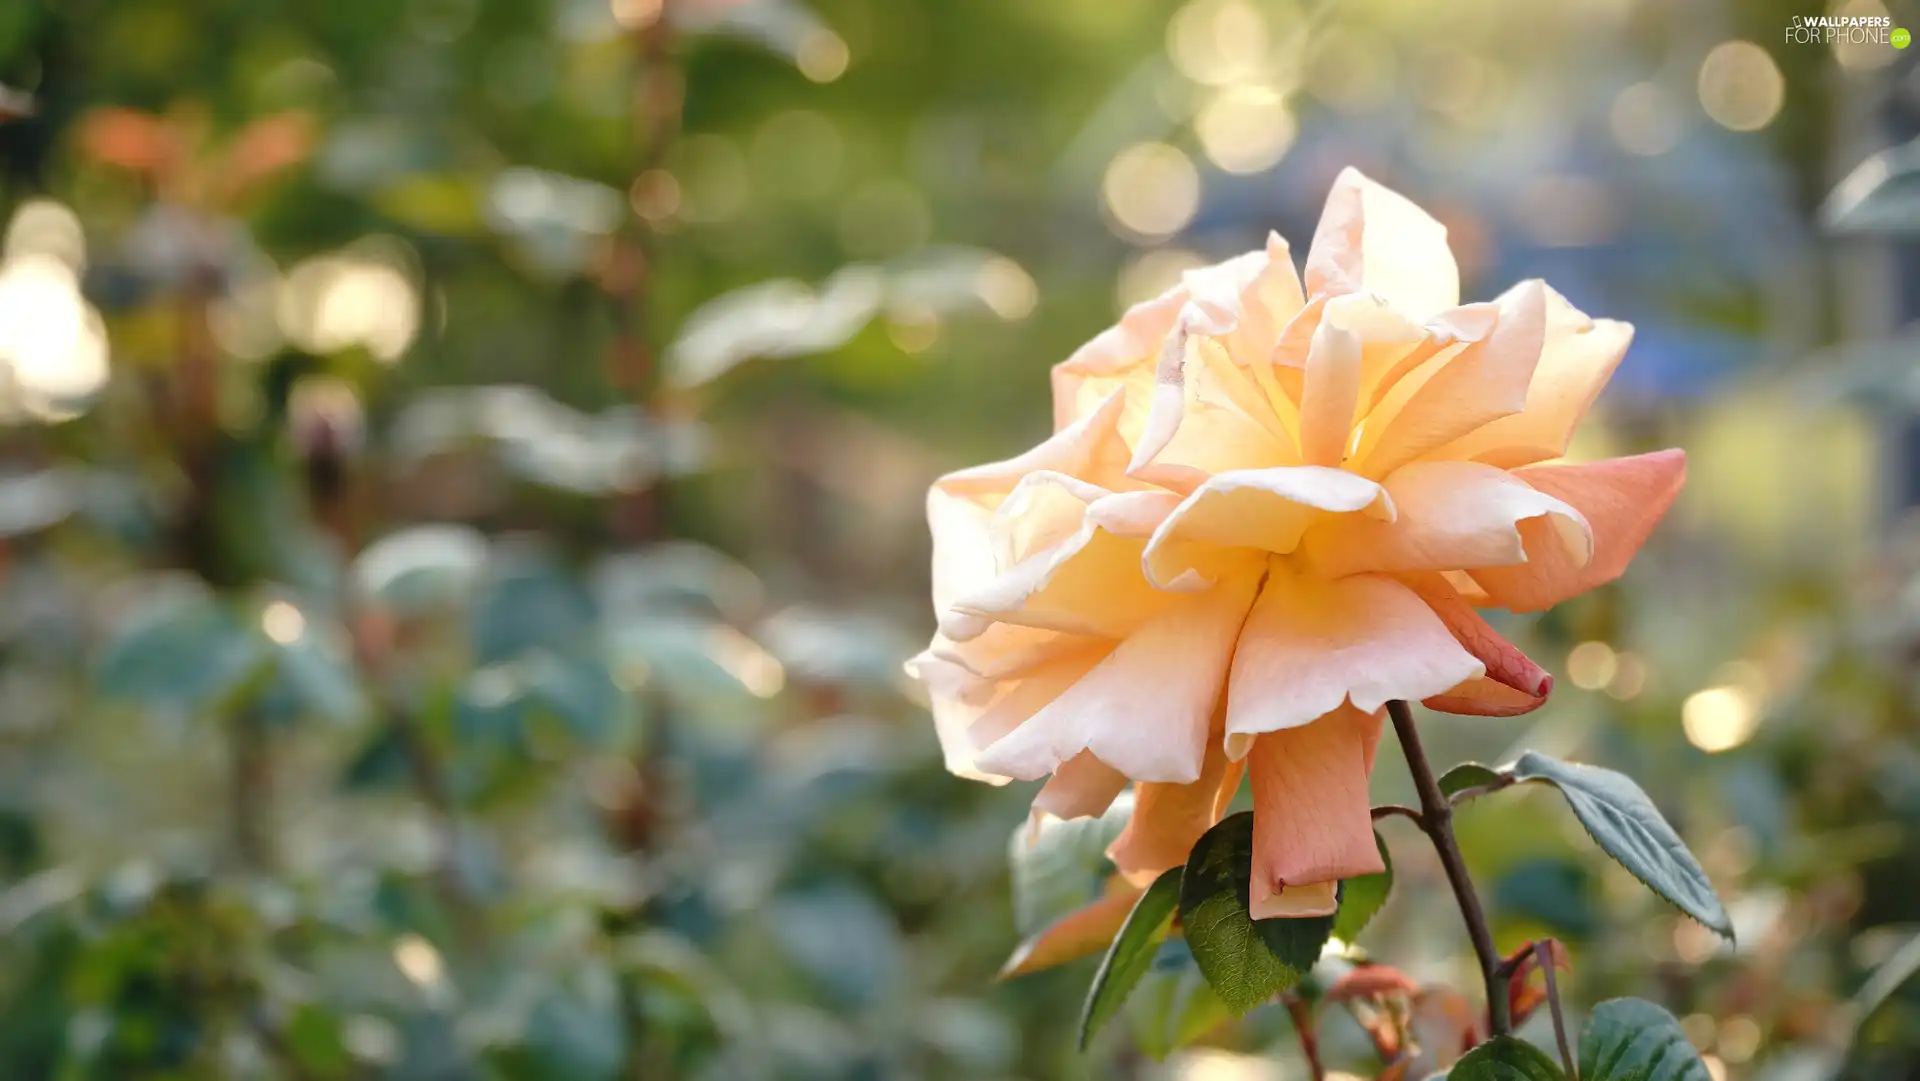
1386,699,1511,1038
1538,940,1576,1078
1282,992,1326,1081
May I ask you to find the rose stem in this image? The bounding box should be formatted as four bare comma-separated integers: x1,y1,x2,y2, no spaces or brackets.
1282,992,1326,1081
1538,940,1576,1077
1386,699,1511,1037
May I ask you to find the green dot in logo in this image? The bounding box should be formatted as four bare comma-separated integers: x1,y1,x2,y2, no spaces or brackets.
1895,27,1912,48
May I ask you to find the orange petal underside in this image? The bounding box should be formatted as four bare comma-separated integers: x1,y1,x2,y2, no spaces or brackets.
1470,449,1685,612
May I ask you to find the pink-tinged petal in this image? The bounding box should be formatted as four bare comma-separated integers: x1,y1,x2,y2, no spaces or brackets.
940,388,1137,499
1426,677,1548,717
1033,750,1130,820
904,650,1012,784
1126,316,1297,494
1142,466,1390,589
930,621,1095,681
973,572,1260,783
999,883,1141,977
1225,562,1483,758
1248,706,1387,919
1405,572,1554,702
964,647,1111,759
1194,335,1297,447
1109,722,1237,882
1435,285,1635,468
951,518,1172,640
1470,449,1686,613
1184,232,1308,364
989,470,1111,569
1304,167,1460,318
1301,460,1591,578
1351,280,1548,479
1050,289,1186,431
926,486,1000,642
1271,294,1432,426
1298,318,1362,467
1085,490,1183,538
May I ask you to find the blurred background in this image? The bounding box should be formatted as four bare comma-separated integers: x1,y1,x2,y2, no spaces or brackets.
0,0,1916,1078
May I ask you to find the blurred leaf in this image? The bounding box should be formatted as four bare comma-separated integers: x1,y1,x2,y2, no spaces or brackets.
674,0,837,67
1824,139,1920,237
665,247,1023,388
1176,811,1333,1015
1578,998,1711,1081
1009,795,1132,938
594,543,763,622
1332,832,1392,944
1080,866,1180,1049
259,633,366,724
1451,1035,1567,1080
520,968,628,1081
1839,931,1920,1063
374,174,485,235
1512,752,1733,940
284,1005,351,1079
765,883,904,1007
0,469,76,537
1494,858,1600,940
486,168,624,275
94,584,267,718
470,552,595,664
340,724,412,792
392,386,676,496
353,525,489,614
757,604,913,687
1439,763,1505,799
1127,939,1229,1059
668,268,883,389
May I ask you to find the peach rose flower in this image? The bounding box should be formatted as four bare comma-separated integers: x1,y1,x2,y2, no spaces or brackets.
907,168,1683,924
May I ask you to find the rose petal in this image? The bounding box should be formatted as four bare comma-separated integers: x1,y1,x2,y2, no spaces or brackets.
1301,460,1591,578
1033,750,1131,820
999,884,1142,977
1350,280,1548,479
1470,449,1686,612
1050,289,1185,431
1434,284,1634,468
1224,562,1484,758
1248,705,1387,918
1142,466,1390,590
1108,720,1238,882
1298,318,1362,468
973,573,1260,783
1304,167,1460,318
951,517,1172,639
941,388,1137,499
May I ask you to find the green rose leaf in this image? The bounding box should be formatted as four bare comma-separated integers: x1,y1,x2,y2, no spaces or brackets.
1332,831,1392,944
1439,762,1506,799
1176,811,1333,1014
1079,866,1182,1049
1512,752,1733,940
1579,997,1714,1081
1450,1035,1568,1080
1127,938,1230,1059
1009,794,1133,938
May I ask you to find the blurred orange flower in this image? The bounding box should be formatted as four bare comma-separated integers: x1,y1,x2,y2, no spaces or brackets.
78,105,313,209
908,168,1684,922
